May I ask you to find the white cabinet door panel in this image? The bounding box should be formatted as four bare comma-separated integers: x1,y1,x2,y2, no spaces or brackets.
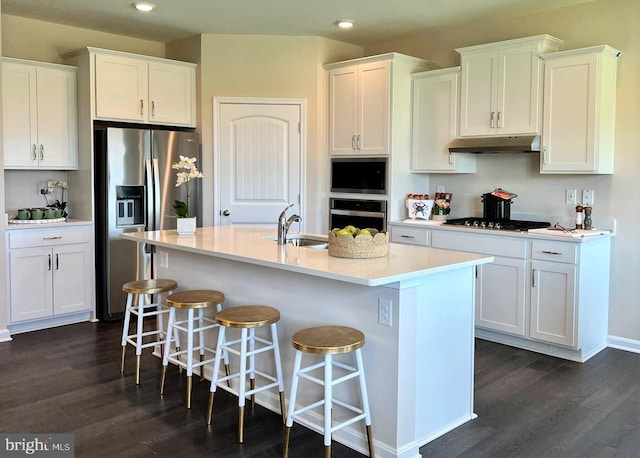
53,244,92,315
358,61,390,154
95,53,147,122
148,61,194,126
9,247,53,322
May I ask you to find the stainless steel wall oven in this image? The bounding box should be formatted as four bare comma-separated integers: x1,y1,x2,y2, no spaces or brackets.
329,198,387,231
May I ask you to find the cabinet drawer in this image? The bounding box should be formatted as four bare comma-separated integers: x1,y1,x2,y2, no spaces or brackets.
531,240,577,264
8,227,91,249
391,226,430,246
431,230,527,258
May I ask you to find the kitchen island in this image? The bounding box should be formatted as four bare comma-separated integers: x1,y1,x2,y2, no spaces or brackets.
121,225,493,458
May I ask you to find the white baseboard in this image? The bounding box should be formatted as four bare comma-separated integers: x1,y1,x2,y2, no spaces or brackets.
607,335,640,354
0,328,13,343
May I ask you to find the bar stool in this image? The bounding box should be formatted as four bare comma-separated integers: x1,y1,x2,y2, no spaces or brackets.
120,279,178,385
159,289,227,408
283,326,375,458
207,305,286,443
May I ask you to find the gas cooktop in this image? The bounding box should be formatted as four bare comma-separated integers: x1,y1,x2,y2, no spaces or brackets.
444,217,551,232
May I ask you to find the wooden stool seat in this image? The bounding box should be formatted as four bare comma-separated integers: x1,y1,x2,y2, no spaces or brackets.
216,305,280,328
207,305,285,444
160,289,227,409
284,325,375,457
167,289,225,309
120,278,178,385
292,326,364,355
123,279,178,295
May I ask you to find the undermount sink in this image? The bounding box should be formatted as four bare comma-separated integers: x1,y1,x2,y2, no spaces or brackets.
268,234,328,249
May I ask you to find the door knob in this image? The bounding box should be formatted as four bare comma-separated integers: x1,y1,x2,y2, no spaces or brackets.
222,209,230,216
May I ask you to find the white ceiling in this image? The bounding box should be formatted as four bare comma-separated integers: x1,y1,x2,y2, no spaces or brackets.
2,0,594,47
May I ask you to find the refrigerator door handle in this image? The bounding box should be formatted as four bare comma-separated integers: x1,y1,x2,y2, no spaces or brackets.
145,158,155,231
152,158,161,231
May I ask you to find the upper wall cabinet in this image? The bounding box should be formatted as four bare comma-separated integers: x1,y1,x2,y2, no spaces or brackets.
65,48,196,127
411,67,475,173
2,58,78,169
456,35,563,137
540,46,621,174
94,50,196,126
325,53,437,156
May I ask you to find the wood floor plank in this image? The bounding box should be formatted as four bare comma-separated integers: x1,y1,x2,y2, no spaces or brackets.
2,321,640,457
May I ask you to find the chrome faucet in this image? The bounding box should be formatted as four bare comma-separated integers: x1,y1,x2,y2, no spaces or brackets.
277,203,302,245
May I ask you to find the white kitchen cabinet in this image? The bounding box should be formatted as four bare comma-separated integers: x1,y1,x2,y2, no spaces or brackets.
2,58,78,169
411,67,475,173
390,225,431,246
457,35,563,137
530,260,576,346
7,226,94,332
326,53,437,156
540,46,620,174
414,225,612,362
476,257,527,336
94,49,196,126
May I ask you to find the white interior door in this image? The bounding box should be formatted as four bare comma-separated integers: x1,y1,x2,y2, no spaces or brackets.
217,100,302,226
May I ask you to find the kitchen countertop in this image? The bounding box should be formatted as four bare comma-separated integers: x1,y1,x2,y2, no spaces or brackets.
121,225,493,286
5,218,92,230
392,219,614,242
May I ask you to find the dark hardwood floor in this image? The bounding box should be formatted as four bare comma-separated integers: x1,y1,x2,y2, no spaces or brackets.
1,322,639,457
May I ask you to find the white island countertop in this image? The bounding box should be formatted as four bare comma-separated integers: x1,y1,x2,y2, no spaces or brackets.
121,225,493,287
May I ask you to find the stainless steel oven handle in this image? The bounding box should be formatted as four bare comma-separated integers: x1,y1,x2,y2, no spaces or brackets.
329,209,386,218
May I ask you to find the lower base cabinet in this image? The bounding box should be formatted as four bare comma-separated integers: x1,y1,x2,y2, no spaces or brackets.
391,222,611,362
7,225,94,331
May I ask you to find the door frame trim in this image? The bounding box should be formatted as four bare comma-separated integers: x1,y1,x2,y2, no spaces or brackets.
213,97,306,227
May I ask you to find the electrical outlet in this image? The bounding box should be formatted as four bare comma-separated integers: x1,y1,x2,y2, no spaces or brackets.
158,250,169,269
582,189,594,205
378,298,392,327
565,189,577,205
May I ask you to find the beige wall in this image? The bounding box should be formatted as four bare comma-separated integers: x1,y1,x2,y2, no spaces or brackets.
366,0,640,343
168,34,361,230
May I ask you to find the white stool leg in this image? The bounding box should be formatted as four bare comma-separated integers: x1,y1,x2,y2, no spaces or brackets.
356,348,376,457
120,292,134,372
207,325,226,425
186,308,195,408
134,293,146,384
198,309,206,381
249,327,256,409
160,307,176,395
238,327,248,443
270,323,286,423
283,349,302,458
324,354,333,450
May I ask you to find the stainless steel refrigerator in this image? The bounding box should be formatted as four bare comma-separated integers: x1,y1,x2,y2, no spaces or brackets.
94,125,201,321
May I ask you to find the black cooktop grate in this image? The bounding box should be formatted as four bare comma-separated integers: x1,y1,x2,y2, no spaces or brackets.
444,217,551,232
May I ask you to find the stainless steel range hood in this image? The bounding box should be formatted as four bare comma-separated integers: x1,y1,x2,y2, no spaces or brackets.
448,135,541,153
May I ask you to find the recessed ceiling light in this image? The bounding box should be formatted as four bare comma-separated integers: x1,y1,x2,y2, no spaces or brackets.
336,20,354,30
133,2,155,12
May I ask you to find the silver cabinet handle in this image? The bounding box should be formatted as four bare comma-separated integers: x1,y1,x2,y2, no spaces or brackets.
448,152,453,164
48,254,52,271
352,135,356,150
532,268,536,287
497,111,502,128
42,236,63,240
400,235,416,239
490,112,495,128
151,100,155,117
56,253,59,270
543,146,548,164
32,144,37,161
541,250,563,255
356,134,361,150
40,144,44,160
140,99,144,116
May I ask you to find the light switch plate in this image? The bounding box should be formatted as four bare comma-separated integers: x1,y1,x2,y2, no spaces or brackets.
565,189,577,205
582,189,594,205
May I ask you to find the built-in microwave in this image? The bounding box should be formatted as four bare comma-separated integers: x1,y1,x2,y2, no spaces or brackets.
330,157,387,194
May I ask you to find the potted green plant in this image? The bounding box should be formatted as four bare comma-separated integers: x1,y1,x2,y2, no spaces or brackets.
172,155,203,235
